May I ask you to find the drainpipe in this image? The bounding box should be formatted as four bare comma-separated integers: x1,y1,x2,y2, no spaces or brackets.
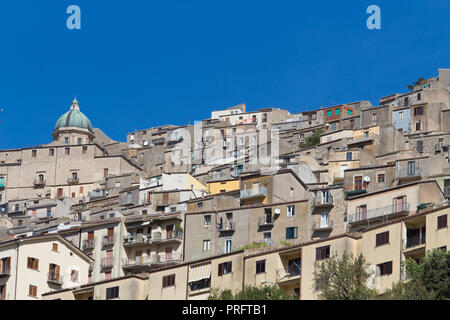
399,223,403,282
117,219,123,278
14,243,19,300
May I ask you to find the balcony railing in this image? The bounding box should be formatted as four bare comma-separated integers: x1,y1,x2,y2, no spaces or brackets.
83,239,95,250
312,220,334,231
348,202,410,224
88,189,107,200
258,217,274,228
151,231,183,243
403,234,426,250
240,186,267,199
101,257,114,268
102,236,115,247
47,272,63,285
33,178,46,187
123,233,151,246
276,265,301,281
312,195,334,207
219,221,235,232
347,133,379,145
398,167,422,178
153,252,183,265
67,177,79,184
122,256,155,268
0,265,11,277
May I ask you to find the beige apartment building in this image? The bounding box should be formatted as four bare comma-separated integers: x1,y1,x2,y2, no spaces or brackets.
0,234,92,300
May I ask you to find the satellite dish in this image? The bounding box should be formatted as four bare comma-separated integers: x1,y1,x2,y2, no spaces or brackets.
274,208,281,215
363,176,371,183
326,123,330,127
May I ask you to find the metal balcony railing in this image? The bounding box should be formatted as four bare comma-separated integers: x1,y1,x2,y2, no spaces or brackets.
47,272,63,285
151,231,183,242
101,257,114,268
0,265,11,277
122,255,155,268
403,234,426,250
347,133,379,145
123,233,152,246
33,178,46,187
102,236,115,246
219,221,235,232
312,220,334,230
154,252,183,265
240,186,267,199
348,202,410,224
67,177,79,184
312,195,334,207
258,217,274,227
83,239,95,250
277,265,301,281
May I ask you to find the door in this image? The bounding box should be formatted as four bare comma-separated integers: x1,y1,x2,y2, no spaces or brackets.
288,258,301,276
355,176,363,190
166,225,174,239
225,239,232,254
165,247,172,261
322,191,329,204
395,196,404,212
320,212,329,228
106,250,113,265
136,250,143,263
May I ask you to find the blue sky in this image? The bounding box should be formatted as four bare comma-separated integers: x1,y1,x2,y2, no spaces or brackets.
0,0,449,149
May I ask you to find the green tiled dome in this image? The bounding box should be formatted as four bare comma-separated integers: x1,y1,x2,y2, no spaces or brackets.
54,98,93,132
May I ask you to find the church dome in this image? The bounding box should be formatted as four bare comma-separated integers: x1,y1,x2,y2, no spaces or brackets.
54,98,93,132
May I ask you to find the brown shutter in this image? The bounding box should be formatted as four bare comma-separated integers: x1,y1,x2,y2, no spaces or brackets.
229,262,232,273
108,228,114,237
88,231,94,240
56,265,60,279
218,263,223,276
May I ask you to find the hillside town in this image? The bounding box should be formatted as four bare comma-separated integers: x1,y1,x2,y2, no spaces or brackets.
1,68,450,300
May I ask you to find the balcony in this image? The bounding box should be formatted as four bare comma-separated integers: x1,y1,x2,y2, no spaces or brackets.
403,233,426,256
240,186,267,200
47,272,63,285
102,236,115,247
122,256,155,269
344,184,367,197
152,137,165,145
100,257,114,269
88,189,107,200
398,167,422,179
33,178,46,188
0,265,10,277
152,252,183,266
347,133,378,146
348,202,410,225
312,195,334,208
276,266,301,284
123,233,152,247
151,231,183,244
312,220,334,232
218,221,235,233
83,239,95,251
67,177,79,184
258,217,274,228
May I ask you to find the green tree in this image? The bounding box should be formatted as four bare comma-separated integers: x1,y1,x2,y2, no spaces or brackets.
383,248,449,300
313,252,378,300
407,77,425,90
300,129,323,149
209,284,292,300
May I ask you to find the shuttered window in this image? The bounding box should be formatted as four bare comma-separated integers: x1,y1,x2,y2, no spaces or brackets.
27,257,39,270
437,215,448,229
315,245,330,261
256,260,266,274
218,262,232,276
162,274,176,288
376,231,389,246
29,285,37,297
106,286,119,299
377,261,393,276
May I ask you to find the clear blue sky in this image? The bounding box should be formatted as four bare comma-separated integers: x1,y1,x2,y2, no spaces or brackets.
0,0,449,149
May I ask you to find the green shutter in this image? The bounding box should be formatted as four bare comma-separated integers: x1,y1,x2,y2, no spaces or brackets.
326,110,332,117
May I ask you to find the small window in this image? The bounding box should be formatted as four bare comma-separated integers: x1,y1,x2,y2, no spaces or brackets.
106,286,119,299
203,240,210,252
377,261,393,276
218,262,232,276
287,205,295,217
256,260,266,274
162,274,176,288
315,245,330,261
376,231,389,246
377,174,385,183
49,149,55,156
65,148,70,155
70,269,79,282
437,214,448,229
286,227,298,240
204,215,211,227
28,285,37,297
27,257,39,270
52,243,58,252
347,109,353,116
334,108,340,115
346,152,352,161
326,110,332,117
398,112,404,120
82,146,88,154
64,137,69,145
32,150,37,157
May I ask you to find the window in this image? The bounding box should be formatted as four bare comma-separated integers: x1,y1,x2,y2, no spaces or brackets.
437,214,448,229
28,285,37,297
346,152,352,160
52,243,58,252
162,274,176,288
77,138,82,145
104,271,112,280
286,227,298,240
287,205,295,217
70,269,79,282
377,261,393,276
398,112,404,120
82,146,88,154
218,262,232,276
65,147,70,155
376,231,389,246
417,93,421,101
354,176,363,190
315,245,330,261
64,137,69,145
57,188,63,198
331,123,336,131
104,168,109,178
348,109,353,116
377,174,385,183
203,240,210,252
414,106,423,116
106,286,119,299
404,97,409,107
27,257,39,270
256,260,266,274
372,113,377,124
334,108,340,115
415,121,421,131
326,110,332,117
32,150,37,157
407,161,415,175
0,284,6,300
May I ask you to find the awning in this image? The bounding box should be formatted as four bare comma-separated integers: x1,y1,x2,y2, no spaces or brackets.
188,263,212,283
189,292,211,300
